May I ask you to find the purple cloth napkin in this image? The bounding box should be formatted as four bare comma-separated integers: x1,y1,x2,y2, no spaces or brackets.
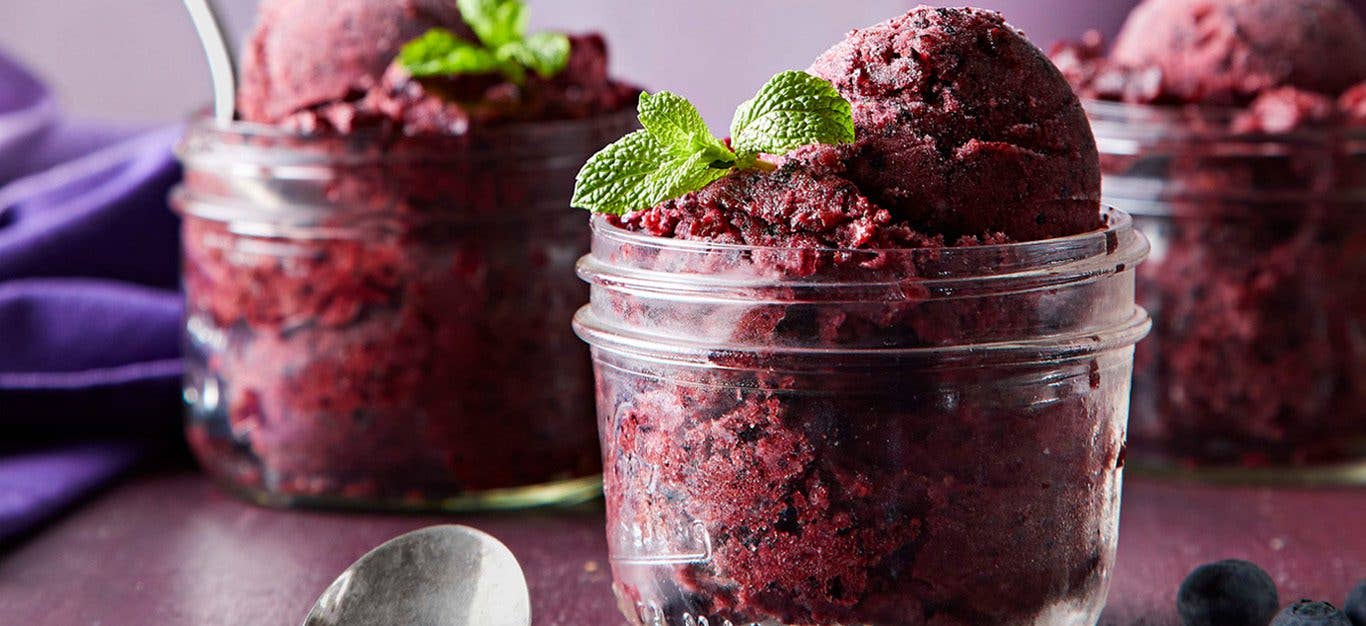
0,443,143,544
0,50,183,545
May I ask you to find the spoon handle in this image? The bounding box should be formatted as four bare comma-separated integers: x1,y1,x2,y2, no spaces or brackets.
182,0,238,123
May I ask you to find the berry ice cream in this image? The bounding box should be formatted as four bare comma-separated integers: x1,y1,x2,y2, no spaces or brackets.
238,0,468,123
589,7,1141,626
620,7,1101,247
1053,0,1366,470
180,0,637,505
1110,0,1366,105
808,8,1101,242
238,0,634,131
1054,0,1366,107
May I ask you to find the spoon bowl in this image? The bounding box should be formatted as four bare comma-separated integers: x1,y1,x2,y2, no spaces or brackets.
303,525,531,626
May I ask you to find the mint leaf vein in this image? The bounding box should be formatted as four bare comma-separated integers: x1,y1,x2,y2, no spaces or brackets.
571,130,680,214
638,92,731,161
731,70,855,158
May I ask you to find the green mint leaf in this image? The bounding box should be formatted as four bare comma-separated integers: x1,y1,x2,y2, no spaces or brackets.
572,130,680,214
730,70,855,159
399,1,569,82
400,28,511,78
637,91,734,163
500,32,571,79
457,0,527,48
646,150,733,207
574,91,742,214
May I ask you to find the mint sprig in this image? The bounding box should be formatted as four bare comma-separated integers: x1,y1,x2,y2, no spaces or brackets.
572,70,855,215
398,0,570,84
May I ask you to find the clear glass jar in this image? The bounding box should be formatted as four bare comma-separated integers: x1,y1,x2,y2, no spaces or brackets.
1090,100,1366,483
172,111,636,510
574,209,1150,626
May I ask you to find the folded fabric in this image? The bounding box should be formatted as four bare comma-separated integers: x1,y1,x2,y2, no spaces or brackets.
0,279,183,434
0,49,184,545
0,443,143,546
0,51,56,185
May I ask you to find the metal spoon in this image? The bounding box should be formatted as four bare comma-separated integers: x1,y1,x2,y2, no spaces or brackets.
181,0,237,122
302,525,532,626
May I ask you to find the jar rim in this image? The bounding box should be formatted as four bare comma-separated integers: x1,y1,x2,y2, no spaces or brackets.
1087,98,1366,207
1084,98,1366,142
176,107,640,166
574,305,1152,369
184,106,639,142
581,208,1147,295
576,206,1151,363
591,206,1135,257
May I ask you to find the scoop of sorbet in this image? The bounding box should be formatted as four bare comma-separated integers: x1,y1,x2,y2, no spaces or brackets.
810,7,1101,242
620,7,1102,247
1111,0,1366,105
238,0,468,123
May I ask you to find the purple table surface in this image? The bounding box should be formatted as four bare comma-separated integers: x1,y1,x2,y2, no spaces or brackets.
0,472,1361,626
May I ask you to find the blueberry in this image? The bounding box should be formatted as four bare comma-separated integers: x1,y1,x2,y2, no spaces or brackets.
1271,600,1352,626
1177,559,1279,626
1346,581,1366,626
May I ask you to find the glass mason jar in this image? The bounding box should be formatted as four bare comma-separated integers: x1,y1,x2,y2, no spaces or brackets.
575,209,1150,626
172,111,636,510
1089,100,1366,483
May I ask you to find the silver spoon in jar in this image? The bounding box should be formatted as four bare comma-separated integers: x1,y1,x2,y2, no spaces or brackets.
302,525,532,626
181,0,238,123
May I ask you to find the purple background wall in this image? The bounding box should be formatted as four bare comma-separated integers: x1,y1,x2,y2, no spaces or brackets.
1,1,1364,127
